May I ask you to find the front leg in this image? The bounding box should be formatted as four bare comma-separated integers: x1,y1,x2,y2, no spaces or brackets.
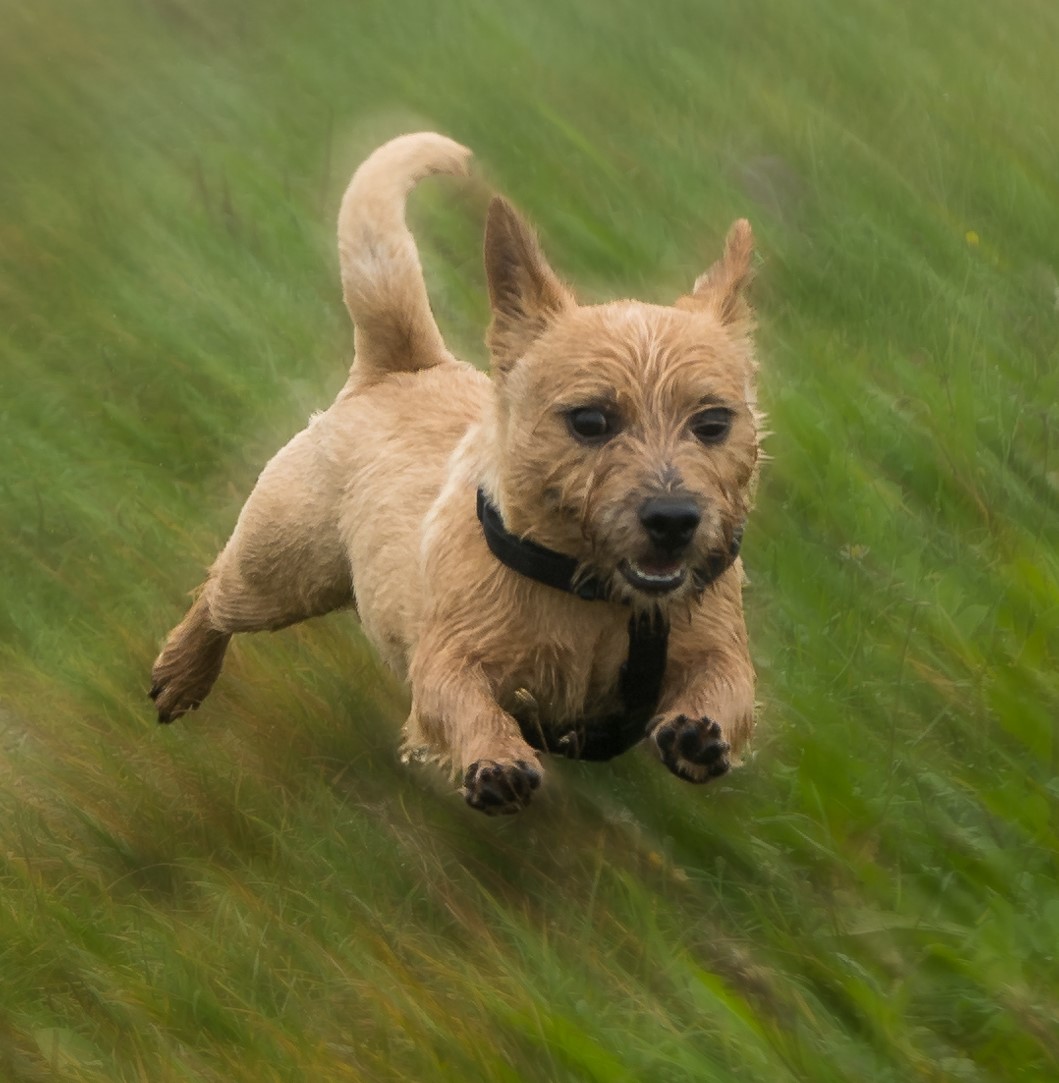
406,639,542,815
651,569,756,784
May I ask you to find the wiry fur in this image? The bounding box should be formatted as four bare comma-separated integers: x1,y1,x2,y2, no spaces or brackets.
151,132,763,814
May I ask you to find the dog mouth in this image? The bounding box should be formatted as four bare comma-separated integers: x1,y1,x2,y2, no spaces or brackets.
620,559,688,594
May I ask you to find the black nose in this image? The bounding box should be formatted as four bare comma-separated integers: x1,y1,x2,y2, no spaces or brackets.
638,497,701,553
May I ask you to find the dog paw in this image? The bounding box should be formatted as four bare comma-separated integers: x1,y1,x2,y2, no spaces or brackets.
149,653,224,723
149,621,230,724
462,758,542,815
652,715,730,783
148,677,201,724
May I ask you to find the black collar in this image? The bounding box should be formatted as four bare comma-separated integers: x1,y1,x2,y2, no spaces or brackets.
476,488,742,601
476,488,609,601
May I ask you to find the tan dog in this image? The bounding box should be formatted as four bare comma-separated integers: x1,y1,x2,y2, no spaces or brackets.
150,132,762,814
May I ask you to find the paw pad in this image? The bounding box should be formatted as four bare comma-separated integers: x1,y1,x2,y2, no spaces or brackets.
462,758,542,815
653,715,730,782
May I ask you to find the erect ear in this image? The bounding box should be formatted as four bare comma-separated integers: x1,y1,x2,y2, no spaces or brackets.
484,197,573,374
676,218,755,327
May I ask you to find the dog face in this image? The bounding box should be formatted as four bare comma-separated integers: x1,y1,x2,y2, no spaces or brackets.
483,199,760,610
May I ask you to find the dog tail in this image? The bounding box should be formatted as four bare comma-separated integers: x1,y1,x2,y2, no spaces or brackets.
338,132,472,381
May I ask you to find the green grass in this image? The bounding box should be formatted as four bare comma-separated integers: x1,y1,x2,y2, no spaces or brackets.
2,0,1058,1079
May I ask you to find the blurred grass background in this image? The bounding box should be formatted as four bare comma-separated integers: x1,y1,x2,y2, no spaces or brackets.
2,0,1057,1079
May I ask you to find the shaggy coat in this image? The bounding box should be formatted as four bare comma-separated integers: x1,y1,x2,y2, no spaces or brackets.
151,133,761,814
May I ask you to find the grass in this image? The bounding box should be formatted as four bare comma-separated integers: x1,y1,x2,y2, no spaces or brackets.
2,0,1057,1079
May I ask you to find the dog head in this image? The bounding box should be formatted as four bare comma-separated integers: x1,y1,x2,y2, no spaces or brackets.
481,197,761,609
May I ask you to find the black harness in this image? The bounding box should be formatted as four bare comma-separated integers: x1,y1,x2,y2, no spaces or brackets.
476,488,742,761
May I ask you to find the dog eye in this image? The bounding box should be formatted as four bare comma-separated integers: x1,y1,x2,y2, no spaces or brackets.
690,406,733,444
567,407,614,442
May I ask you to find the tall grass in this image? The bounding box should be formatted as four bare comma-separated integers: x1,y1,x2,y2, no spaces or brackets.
2,0,1057,1079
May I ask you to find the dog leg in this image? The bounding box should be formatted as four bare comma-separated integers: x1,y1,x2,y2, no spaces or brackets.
150,591,231,723
150,543,353,723
406,646,542,814
151,426,354,722
650,666,755,782
649,573,756,783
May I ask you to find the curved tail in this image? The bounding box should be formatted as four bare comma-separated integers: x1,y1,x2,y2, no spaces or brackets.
337,132,472,382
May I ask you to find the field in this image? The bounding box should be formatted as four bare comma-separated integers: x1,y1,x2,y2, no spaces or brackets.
2,0,1057,1079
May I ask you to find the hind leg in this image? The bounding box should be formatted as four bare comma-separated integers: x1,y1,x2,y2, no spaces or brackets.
150,425,355,722
150,591,231,722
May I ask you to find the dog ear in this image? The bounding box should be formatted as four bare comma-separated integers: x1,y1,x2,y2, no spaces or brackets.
677,218,754,327
484,197,573,373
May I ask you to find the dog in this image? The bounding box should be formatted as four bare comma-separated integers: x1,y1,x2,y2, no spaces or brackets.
150,132,762,814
